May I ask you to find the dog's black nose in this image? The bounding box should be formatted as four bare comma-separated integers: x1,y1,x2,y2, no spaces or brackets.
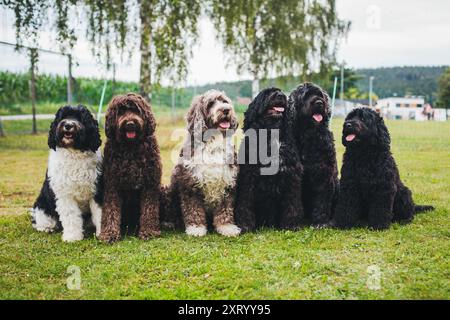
125,121,136,130
64,123,74,130
344,122,352,129
222,107,231,115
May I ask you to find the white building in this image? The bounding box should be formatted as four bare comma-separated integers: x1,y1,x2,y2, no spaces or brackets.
377,96,426,120
332,99,356,118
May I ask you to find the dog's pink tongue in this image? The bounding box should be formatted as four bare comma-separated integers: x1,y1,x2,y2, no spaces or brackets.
219,121,230,129
313,114,323,122
273,106,284,112
126,131,136,139
346,134,356,142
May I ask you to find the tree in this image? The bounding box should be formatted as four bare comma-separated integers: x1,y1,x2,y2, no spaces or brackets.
84,0,201,101
437,67,450,109
323,67,363,99
208,0,348,97
4,0,201,102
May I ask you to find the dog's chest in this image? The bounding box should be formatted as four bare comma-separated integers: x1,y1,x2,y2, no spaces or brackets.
184,136,237,205
48,148,100,204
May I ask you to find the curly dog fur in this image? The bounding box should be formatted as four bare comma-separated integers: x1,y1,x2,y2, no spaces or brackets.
31,105,102,242
289,82,339,226
99,93,162,242
235,88,304,232
333,107,434,230
168,90,241,237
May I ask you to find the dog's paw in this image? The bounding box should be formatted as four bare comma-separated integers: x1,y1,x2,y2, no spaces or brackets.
311,223,330,229
138,229,161,240
31,208,57,233
161,221,175,230
279,219,301,231
62,230,84,242
185,225,207,237
216,224,241,237
98,231,121,243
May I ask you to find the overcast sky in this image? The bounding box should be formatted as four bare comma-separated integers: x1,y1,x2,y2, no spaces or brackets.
1,0,449,85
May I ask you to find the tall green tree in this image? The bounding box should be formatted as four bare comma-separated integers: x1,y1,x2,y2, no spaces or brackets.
437,67,450,109
4,0,201,102
83,0,201,101
208,0,348,97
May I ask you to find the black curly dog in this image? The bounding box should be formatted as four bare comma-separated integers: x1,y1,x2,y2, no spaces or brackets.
289,83,339,226
333,107,434,230
235,88,304,232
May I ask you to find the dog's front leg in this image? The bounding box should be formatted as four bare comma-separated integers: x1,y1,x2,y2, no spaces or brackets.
234,167,256,232
280,169,304,230
333,181,361,229
213,194,241,237
180,192,207,237
57,198,84,242
98,187,122,243
89,199,102,237
367,187,395,230
310,182,334,227
138,188,161,240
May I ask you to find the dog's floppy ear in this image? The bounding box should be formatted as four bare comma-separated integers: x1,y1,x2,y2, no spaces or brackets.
132,94,156,137
289,84,306,115
105,98,118,140
143,102,156,137
376,113,391,146
283,95,297,131
79,105,101,152
321,89,332,123
48,106,65,150
186,94,207,135
243,92,265,130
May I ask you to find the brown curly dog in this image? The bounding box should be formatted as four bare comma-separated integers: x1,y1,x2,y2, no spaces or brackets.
99,93,162,243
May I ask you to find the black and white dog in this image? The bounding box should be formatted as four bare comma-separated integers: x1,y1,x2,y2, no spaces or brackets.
31,105,103,242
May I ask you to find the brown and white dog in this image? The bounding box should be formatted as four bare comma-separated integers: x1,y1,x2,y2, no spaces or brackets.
168,90,241,237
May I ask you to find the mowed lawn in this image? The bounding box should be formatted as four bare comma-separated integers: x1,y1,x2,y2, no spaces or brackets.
0,113,449,299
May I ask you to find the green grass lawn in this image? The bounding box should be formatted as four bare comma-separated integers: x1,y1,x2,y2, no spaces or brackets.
0,113,449,299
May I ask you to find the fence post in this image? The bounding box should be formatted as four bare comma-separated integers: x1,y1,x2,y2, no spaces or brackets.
171,87,176,122
29,48,38,135
0,118,5,137
67,54,73,105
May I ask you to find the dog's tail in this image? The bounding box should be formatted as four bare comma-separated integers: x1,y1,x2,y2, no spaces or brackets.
415,205,434,214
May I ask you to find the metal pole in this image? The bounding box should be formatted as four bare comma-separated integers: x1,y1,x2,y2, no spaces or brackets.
0,118,5,137
97,80,108,125
67,54,73,105
331,76,338,122
29,48,37,135
340,64,345,115
369,76,374,108
171,87,176,122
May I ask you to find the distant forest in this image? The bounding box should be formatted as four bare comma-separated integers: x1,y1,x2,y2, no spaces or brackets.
354,66,447,104
187,66,448,105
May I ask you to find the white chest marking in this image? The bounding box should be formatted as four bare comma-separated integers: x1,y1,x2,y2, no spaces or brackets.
47,148,101,210
183,135,237,206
